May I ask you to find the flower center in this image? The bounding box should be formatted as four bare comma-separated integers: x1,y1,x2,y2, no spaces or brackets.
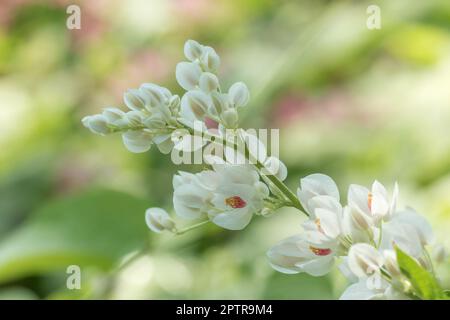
309,246,332,256
225,196,247,209
368,192,373,211
315,218,324,233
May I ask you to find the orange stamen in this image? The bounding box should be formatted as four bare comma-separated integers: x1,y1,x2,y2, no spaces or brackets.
225,196,247,209
368,192,373,211
309,246,332,256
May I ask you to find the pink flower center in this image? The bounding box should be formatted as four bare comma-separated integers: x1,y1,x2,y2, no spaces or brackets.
225,196,247,209
368,192,373,211
309,246,332,256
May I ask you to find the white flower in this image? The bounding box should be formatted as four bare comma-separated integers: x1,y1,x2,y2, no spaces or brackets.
176,61,202,91
199,46,220,72
199,72,220,93
102,107,126,126
380,208,433,258
172,164,268,230
347,181,398,225
180,90,212,121
173,171,216,220
432,244,448,264
145,208,176,233
302,201,349,249
339,279,407,300
124,89,146,111
383,249,401,277
221,109,239,128
82,114,110,135
207,164,268,230
347,243,384,280
297,174,340,217
122,130,153,153
184,39,204,61
263,156,288,181
267,235,336,276
228,82,250,108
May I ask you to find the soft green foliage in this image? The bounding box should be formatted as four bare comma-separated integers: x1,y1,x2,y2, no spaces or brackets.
395,247,446,300
0,0,449,299
0,189,149,283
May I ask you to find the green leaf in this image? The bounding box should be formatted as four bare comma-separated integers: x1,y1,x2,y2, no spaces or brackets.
0,189,150,284
395,246,445,299
263,272,334,299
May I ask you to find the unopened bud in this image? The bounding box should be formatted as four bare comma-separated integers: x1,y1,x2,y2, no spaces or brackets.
229,82,250,107
145,208,176,233
221,108,239,128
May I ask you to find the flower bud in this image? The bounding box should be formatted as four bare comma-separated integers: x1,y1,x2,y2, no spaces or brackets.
122,130,153,153
139,83,171,109
180,90,211,120
209,92,228,116
383,250,401,277
143,114,166,129
125,111,143,127
229,82,250,107
184,39,204,61
349,206,373,230
169,95,180,111
102,107,125,123
199,72,219,92
82,115,110,135
145,207,176,233
200,47,220,72
124,89,146,111
348,243,384,278
221,108,239,128
433,244,448,264
176,62,202,90
263,156,288,181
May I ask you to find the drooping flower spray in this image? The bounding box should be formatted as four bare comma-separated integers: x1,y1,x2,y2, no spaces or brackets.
83,40,448,300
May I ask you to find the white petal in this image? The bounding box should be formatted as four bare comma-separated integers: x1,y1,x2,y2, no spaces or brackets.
263,156,288,181
122,130,152,153
145,207,175,233
180,90,211,120
314,208,341,239
210,209,253,230
154,134,173,154
200,46,220,71
391,208,434,246
124,89,146,111
347,184,370,213
348,243,384,278
228,82,250,107
297,174,340,214
176,62,202,90
339,280,383,300
199,72,219,92
184,39,204,61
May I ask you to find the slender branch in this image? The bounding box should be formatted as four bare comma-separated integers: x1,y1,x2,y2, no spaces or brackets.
185,124,308,216
174,220,210,235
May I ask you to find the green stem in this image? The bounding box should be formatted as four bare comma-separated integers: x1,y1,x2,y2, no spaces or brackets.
186,124,308,217
175,220,210,235
377,221,383,248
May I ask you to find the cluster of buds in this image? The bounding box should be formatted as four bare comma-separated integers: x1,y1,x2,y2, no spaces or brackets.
83,40,447,300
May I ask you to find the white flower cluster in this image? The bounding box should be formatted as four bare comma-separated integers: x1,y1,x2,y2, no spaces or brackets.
82,39,250,154
84,40,446,300
267,174,441,299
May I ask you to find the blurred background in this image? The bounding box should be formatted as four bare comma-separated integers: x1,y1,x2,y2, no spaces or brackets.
0,0,449,299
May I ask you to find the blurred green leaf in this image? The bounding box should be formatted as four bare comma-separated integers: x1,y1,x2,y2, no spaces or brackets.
395,246,445,300
263,272,334,299
0,286,38,300
0,189,150,284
